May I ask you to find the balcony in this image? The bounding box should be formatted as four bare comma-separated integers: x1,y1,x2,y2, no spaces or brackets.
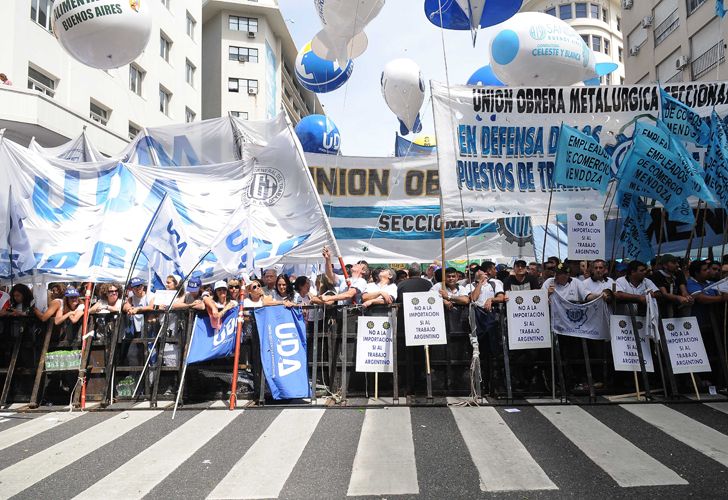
665,71,683,83
692,41,725,79
687,0,707,16
654,10,679,47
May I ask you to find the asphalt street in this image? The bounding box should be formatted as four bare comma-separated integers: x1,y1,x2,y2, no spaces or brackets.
0,400,727,499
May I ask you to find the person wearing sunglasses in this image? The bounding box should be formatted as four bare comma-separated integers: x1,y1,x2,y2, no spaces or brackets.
89,282,122,314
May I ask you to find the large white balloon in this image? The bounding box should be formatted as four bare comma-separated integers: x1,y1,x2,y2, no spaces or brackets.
489,12,617,87
51,0,152,70
381,59,425,136
311,0,385,65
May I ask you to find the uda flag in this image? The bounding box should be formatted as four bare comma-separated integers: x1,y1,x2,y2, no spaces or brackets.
186,306,241,364
554,124,611,194
550,292,610,340
6,186,37,275
660,88,710,145
255,305,309,399
211,205,255,275
141,195,200,282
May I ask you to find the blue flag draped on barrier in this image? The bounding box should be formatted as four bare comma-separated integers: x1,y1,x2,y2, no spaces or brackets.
255,305,310,399
553,124,611,193
704,111,728,209
394,134,437,157
186,306,240,364
660,88,710,145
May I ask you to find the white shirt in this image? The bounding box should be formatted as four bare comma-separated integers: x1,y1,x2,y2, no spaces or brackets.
335,276,368,305
472,279,504,307
580,277,615,299
615,276,659,296
431,283,471,299
365,282,398,301
243,297,263,308
542,277,585,302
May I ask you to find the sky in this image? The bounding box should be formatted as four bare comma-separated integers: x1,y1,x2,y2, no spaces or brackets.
278,0,500,157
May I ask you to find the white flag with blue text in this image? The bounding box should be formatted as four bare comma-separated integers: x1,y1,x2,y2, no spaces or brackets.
6,186,37,275
211,205,255,275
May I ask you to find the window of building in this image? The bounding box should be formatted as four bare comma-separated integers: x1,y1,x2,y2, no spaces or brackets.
654,0,680,47
605,73,611,85
592,35,602,53
228,78,259,94
159,86,171,115
559,4,572,20
545,7,556,16
618,46,623,62
129,122,141,140
229,46,259,63
581,34,590,45
161,0,170,9
616,16,621,31
604,39,610,55
229,15,258,33
90,100,110,126
160,32,172,62
185,107,196,123
186,12,196,39
687,0,707,16
129,64,144,96
231,111,249,119
602,7,608,21
30,0,53,31
691,17,724,79
575,3,587,18
185,59,195,86
27,66,56,97
590,4,600,19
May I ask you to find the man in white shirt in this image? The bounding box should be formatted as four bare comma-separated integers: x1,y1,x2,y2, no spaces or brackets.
471,263,506,310
432,267,470,310
321,247,368,306
615,260,660,315
542,263,585,302
580,259,615,302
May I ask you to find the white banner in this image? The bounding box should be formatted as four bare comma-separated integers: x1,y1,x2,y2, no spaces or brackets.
402,292,447,346
0,114,337,282
356,316,394,373
567,208,605,261
431,81,728,219
305,153,535,262
610,315,654,373
507,290,551,350
663,317,712,374
550,293,610,340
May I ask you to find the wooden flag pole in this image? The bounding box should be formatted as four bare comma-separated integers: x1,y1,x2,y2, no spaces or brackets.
229,287,246,410
79,282,93,410
633,371,641,401
374,372,379,401
690,373,701,401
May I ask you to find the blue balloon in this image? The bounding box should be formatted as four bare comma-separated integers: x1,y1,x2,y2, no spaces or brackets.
424,0,523,30
295,42,353,93
295,115,341,154
467,65,504,86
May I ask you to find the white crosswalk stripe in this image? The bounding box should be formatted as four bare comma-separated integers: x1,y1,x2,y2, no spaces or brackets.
0,410,160,498
535,405,686,487
207,409,324,500
705,401,728,416
347,407,419,496
622,404,728,468
451,406,557,492
0,411,82,452
73,410,242,500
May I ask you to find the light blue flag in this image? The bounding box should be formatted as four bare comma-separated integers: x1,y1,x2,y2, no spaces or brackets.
619,197,653,263
634,120,670,149
620,134,689,211
718,0,726,18
660,88,710,145
554,124,611,194
667,199,695,225
705,111,728,209
186,306,240,364
255,305,310,399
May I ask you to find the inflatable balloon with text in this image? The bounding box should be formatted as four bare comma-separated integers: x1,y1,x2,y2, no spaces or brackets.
311,0,386,65
489,12,618,87
381,58,425,136
295,42,354,93
295,115,341,154
51,0,152,70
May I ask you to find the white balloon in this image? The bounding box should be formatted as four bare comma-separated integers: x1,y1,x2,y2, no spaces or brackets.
381,58,425,136
489,12,617,87
311,0,385,65
51,0,152,70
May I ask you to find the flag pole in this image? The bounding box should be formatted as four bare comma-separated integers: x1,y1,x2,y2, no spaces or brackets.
79,282,93,409
173,323,196,419
229,285,246,410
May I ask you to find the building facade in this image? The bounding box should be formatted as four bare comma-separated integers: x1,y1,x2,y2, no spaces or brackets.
621,0,724,85
201,0,322,124
522,0,626,85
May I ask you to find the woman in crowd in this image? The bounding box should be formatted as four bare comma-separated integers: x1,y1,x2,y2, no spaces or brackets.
54,287,86,342
6,284,35,316
263,274,295,307
243,279,265,309
89,282,122,314
362,268,398,308
203,281,236,326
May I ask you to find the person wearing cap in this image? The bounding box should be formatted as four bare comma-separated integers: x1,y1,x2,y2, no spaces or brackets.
123,277,154,331
580,259,615,302
615,260,660,315
54,287,86,336
503,260,540,292
649,254,693,317
542,263,585,302
202,281,236,324
184,276,204,309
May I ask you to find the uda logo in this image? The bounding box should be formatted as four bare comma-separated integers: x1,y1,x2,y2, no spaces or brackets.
497,217,533,248
247,167,285,206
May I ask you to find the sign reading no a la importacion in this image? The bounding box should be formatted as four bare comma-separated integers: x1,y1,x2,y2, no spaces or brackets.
356,316,394,373
402,292,447,346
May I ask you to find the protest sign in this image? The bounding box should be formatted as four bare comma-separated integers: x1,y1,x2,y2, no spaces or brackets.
610,316,654,372
402,292,447,346
356,316,394,373
567,208,605,260
662,317,712,374
506,290,551,350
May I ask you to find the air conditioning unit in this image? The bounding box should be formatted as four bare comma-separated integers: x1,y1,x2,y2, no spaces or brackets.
247,31,256,38
248,87,258,95
629,47,640,56
622,0,633,9
675,55,689,70
641,16,653,28
238,55,249,63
